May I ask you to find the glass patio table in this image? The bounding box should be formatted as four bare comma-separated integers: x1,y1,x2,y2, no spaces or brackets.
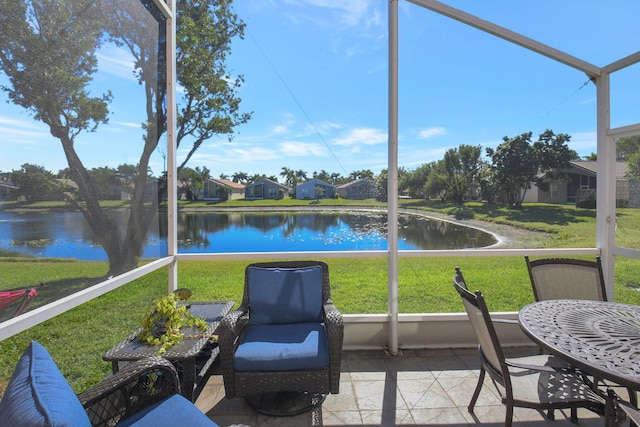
518,299,640,394
104,301,234,402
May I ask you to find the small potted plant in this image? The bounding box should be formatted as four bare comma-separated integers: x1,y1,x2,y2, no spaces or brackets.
138,293,208,355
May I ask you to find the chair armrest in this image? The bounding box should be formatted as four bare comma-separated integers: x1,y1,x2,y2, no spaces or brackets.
505,359,557,372
323,301,343,394
78,357,179,427
324,302,343,330
219,307,249,357
218,306,249,399
491,318,518,325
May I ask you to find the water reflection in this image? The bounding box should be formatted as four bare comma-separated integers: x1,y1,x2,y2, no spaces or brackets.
0,210,497,260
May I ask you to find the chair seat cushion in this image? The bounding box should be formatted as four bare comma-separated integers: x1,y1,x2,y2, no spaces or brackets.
234,323,329,372
0,341,91,427
115,394,218,427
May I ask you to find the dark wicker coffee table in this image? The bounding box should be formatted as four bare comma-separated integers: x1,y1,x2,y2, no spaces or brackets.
519,299,640,391
104,301,234,402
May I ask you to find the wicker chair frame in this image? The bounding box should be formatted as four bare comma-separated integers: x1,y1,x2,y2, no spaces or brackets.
78,356,180,427
219,260,343,399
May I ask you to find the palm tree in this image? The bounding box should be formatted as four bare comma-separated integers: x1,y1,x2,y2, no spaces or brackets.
231,171,248,184
280,167,295,188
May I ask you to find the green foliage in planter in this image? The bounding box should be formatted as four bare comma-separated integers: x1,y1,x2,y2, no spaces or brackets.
138,294,208,355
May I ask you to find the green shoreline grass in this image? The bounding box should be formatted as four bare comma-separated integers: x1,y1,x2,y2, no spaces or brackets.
1,199,640,394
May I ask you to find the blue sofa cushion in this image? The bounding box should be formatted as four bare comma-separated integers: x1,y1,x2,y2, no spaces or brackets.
248,266,323,325
234,323,329,372
115,394,218,427
0,341,91,427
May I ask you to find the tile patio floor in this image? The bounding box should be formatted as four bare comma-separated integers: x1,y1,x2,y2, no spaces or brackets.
195,346,609,427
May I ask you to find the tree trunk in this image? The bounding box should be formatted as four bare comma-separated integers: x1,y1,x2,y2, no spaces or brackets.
57,132,126,276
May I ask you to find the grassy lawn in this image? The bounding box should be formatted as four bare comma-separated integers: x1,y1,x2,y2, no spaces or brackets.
1,199,640,394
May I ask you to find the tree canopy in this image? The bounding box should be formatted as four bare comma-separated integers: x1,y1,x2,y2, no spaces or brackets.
0,0,249,276
486,130,575,207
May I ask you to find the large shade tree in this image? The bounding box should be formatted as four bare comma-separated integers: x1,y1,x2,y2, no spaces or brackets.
0,0,249,276
486,130,575,207
175,0,251,170
442,144,483,204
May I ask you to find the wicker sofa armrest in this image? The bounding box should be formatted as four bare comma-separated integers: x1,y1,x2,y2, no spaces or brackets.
77,357,180,427
219,306,249,398
323,301,343,394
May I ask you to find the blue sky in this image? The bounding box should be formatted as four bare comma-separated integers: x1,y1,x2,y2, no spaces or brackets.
2,0,639,180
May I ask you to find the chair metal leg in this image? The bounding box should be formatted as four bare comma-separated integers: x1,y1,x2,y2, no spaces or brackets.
468,366,485,412
570,407,578,423
504,400,514,427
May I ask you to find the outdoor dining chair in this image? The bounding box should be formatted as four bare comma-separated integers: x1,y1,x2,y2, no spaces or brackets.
524,256,607,302
453,277,605,426
218,260,343,414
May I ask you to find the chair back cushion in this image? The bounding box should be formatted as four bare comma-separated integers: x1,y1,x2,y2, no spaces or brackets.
0,341,91,427
248,265,323,325
234,323,329,372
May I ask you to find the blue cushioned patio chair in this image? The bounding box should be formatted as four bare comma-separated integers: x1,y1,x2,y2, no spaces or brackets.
0,341,218,427
219,260,343,404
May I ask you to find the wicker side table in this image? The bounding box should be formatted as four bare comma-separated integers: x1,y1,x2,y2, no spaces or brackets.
104,301,234,402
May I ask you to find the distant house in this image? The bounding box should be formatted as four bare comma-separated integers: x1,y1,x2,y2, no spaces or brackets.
55,178,80,200
245,179,288,200
522,161,629,206
120,178,157,202
0,180,18,200
336,178,377,199
296,178,335,200
203,178,245,201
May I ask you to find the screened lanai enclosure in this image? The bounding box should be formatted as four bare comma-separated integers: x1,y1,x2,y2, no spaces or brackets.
0,0,639,357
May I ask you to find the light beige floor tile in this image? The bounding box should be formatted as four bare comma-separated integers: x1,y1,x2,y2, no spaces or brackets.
346,357,389,381
410,407,471,425
395,377,438,409
384,356,432,380
360,408,415,425
459,404,507,424
352,379,409,411
322,410,363,425
438,375,502,407
424,356,476,379
400,379,458,409
322,381,358,412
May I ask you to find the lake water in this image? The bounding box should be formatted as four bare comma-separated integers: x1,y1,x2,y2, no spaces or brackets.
0,210,497,260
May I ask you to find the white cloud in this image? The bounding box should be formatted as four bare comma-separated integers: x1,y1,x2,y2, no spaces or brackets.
399,146,448,169
0,116,49,140
96,47,137,82
417,127,447,139
332,127,387,147
272,124,288,135
115,121,143,128
281,0,374,28
188,145,280,169
280,141,328,157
